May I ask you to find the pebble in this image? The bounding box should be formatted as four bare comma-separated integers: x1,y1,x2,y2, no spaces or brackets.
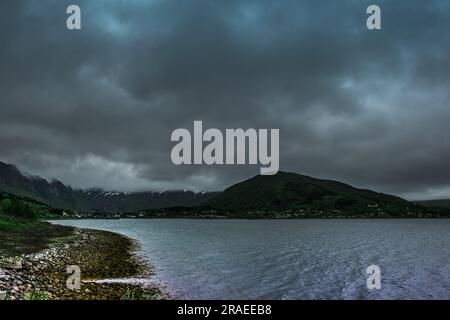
3,261,22,270
0,229,162,300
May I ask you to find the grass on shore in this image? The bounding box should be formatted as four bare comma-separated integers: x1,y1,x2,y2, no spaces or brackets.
0,191,73,257
0,216,73,257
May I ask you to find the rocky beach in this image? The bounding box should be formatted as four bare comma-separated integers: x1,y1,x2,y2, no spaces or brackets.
0,226,166,300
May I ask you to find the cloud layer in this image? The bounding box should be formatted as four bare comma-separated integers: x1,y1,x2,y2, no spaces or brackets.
1,0,450,200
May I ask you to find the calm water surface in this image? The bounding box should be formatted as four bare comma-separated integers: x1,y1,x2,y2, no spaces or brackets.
52,219,450,299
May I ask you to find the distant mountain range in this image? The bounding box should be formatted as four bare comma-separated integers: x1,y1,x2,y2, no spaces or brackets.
0,160,448,217
0,161,217,212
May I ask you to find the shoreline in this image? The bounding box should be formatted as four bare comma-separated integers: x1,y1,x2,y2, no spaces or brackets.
51,216,450,221
0,226,167,300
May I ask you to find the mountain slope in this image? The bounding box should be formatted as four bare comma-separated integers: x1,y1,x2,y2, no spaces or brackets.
0,161,89,209
83,189,217,212
1,161,446,218
204,171,414,214
0,161,217,212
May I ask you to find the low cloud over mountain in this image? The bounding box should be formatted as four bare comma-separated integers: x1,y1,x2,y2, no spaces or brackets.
1,1,450,200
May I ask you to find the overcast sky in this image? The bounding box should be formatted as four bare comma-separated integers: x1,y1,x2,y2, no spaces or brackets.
1,0,450,200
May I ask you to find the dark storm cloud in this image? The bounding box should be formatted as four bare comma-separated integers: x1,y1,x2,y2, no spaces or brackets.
1,0,450,199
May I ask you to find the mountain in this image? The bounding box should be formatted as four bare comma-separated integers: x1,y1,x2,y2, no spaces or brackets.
203,171,429,217
1,161,447,218
0,161,217,212
82,189,217,212
0,161,85,209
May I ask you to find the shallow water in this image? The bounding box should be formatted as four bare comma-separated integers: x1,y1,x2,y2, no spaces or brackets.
52,219,450,299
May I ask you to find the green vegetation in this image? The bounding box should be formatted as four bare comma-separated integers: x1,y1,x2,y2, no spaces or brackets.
0,192,73,256
0,198,36,219
24,291,49,300
205,172,409,211
0,192,68,220
120,287,160,300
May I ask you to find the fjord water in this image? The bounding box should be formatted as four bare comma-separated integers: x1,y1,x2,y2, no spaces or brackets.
54,219,450,299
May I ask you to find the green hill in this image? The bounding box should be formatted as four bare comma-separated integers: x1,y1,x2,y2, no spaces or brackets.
0,191,68,220
203,172,436,218
0,192,72,256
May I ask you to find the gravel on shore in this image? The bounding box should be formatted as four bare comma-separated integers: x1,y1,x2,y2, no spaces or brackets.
0,227,166,300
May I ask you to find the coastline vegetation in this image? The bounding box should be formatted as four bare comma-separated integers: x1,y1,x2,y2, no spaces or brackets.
0,192,164,300
0,192,71,257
